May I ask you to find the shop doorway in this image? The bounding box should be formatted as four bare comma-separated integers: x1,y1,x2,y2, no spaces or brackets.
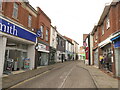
3,48,27,74
94,49,99,67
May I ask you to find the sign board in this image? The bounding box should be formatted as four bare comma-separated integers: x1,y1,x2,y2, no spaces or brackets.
36,29,42,37
37,43,49,53
114,40,120,48
0,18,36,42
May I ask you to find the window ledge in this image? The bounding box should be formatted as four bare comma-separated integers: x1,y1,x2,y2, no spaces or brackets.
12,16,19,21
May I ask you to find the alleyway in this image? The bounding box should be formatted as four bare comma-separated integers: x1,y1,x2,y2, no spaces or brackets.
9,61,97,88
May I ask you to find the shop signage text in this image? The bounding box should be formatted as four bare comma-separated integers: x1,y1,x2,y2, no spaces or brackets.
0,18,36,42
37,43,49,53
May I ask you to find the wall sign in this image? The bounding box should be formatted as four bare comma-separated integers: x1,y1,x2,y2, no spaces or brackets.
114,40,120,48
37,43,49,53
36,29,42,37
0,18,36,42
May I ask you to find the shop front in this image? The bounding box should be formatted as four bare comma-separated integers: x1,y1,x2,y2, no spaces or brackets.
93,48,99,68
100,44,113,72
36,43,49,66
111,35,120,77
49,47,56,65
0,17,36,75
56,51,65,63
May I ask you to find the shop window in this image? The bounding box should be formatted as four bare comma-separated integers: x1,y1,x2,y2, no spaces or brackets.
40,26,44,39
106,16,110,30
12,3,18,19
28,15,32,28
46,30,49,41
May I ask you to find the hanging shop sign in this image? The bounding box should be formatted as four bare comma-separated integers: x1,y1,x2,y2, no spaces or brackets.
37,43,49,53
36,29,42,37
0,18,36,42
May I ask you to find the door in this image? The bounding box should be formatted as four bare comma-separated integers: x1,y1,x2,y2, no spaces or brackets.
41,53,48,66
94,49,98,67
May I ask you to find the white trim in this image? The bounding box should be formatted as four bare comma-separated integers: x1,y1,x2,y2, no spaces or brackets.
98,36,112,48
38,50,49,53
111,31,120,39
6,47,27,52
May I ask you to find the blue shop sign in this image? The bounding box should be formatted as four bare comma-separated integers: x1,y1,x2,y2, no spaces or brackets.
36,29,42,37
114,40,120,48
0,18,36,42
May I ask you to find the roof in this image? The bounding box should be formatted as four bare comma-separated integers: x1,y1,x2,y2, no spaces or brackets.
37,7,51,23
91,25,97,35
98,0,119,26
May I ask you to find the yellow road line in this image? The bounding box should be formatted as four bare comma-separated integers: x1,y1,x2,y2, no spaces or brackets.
10,70,50,88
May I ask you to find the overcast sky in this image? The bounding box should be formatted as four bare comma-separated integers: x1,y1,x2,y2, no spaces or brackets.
29,0,112,46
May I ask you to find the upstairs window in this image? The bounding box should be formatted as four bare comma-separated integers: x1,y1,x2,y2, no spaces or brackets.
96,30,98,40
40,26,44,39
28,15,32,28
46,30,49,41
13,3,18,19
106,16,110,29
0,0,2,11
102,24,104,35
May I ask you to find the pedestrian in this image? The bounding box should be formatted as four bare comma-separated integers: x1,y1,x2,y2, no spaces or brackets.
100,55,104,69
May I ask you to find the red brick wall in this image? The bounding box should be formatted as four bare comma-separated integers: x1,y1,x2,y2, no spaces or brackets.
93,27,99,48
2,2,37,32
37,7,51,45
99,2,120,43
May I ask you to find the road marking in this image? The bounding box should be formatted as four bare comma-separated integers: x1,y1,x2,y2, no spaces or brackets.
58,66,75,88
10,71,50,88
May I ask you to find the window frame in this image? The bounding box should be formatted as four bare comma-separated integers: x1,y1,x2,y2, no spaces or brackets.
106,15,110,30
12,2,19,19
45,29,49,41
102,24,104,35
28,14,32,28
40,25,44,39
0,0,2,11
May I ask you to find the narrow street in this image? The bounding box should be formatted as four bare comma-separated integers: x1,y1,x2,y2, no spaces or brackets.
10,61,97,88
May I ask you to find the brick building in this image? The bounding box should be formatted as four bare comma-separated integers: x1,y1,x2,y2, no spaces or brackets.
35,7,51,67
92,0,120,77
0,1,37,77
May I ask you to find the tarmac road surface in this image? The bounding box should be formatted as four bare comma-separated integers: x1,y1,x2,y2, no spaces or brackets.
10,61,97,88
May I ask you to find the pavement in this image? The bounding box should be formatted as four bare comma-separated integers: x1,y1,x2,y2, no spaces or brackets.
2,60,119,89
78,61,119,88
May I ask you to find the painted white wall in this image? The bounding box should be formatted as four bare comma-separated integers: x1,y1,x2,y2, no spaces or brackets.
90,34,93,65
0,36,7,89
27,44,36,70
50,26,57,49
